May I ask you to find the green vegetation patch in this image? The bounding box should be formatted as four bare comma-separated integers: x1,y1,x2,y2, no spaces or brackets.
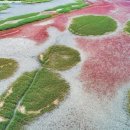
0,68,69,130
124,21,130,34
69,15,117,36
46,2,87,13
0,4,10,12
128,91,130,114
39,45,80,71
0,14,52,31
0,0,51,4
22,0,51,4
0,12,39,25
0,58,18,80
0,45,80,130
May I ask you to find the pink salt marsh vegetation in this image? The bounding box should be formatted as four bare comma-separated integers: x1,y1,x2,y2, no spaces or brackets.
76,0,130,96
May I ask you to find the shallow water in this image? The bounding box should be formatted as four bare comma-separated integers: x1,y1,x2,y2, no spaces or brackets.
0,0,75,20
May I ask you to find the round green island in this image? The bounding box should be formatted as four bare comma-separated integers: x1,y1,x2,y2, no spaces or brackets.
69,15,117,36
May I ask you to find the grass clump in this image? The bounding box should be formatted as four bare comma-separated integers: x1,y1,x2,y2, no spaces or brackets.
124,21,130,34
69,15,117,36
0,58,18,80
39,45,80,71
0,4,10,12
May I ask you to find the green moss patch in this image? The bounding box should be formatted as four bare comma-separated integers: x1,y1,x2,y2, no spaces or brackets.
39,45,80,71
124,21,130,34
0,58,18,80
69,15,117,36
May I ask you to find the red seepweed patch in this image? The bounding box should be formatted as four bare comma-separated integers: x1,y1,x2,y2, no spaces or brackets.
52,15,68,31
77,34,130,96
19,24,50,43
0,23,51,44
0,16,68,43
0,28,20,38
